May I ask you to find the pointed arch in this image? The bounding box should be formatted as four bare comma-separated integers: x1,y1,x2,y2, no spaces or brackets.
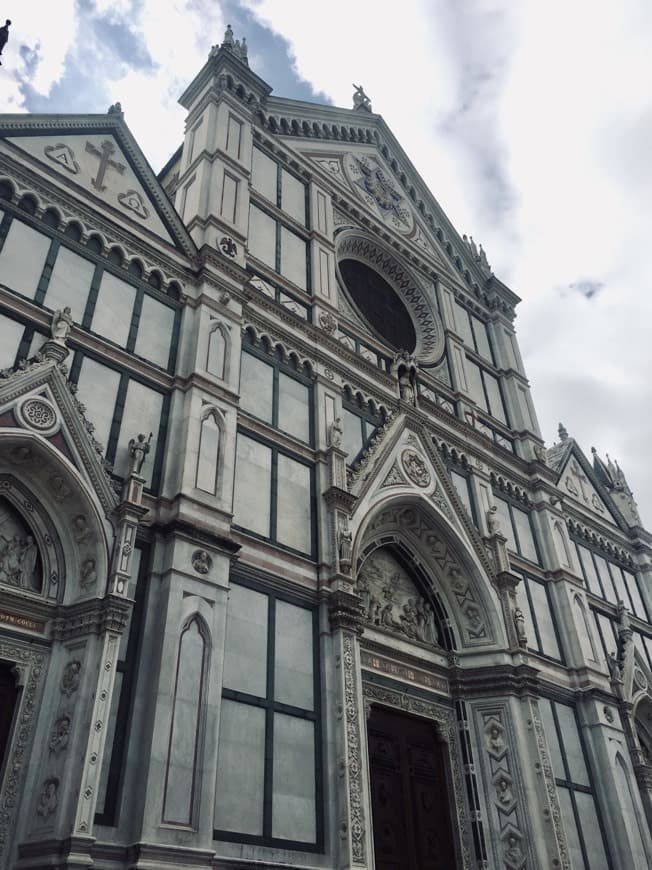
206,320,230,381
614,751,651,866
573,594,600,663
195,406,225,495
162,614,210,826
354,495,506,650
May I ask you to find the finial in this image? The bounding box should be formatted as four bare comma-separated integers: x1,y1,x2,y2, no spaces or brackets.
352,84,372,112
558,422,568,441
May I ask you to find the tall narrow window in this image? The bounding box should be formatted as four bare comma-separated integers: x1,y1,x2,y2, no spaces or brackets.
196,411,221,495
163,618,207,826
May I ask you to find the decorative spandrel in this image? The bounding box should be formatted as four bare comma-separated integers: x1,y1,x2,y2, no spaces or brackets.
0,497,42,592
358,548,440,647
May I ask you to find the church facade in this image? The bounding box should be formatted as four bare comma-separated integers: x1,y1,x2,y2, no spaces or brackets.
0,28,651,870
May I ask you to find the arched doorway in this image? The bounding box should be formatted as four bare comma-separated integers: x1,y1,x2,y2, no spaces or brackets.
0,664,19,785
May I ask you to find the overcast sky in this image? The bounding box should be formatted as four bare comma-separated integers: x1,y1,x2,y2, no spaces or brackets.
1,0,650,526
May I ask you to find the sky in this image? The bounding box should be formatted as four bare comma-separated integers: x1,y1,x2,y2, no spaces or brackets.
1,0,651,526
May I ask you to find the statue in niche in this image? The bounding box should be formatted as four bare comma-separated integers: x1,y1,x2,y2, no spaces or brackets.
128,432,152,475
51,307,73,343
357,549,440,646
328,416,343,448
513,606,527,647
338,524,353,573
0,497,42,592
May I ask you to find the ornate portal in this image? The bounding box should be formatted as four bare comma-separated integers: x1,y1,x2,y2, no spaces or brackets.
357,548,440,646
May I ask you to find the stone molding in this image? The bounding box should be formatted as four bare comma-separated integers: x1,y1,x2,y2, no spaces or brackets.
50,595,131,641
0,638,46,867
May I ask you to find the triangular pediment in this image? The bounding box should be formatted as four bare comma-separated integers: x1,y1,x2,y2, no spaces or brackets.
0,114,197,259
297,141,453,269
557,446,621,528
0,353,118,516
349,413,495,582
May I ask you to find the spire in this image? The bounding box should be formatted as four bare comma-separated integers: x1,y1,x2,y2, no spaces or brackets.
210,24,249,66
591,446,614,488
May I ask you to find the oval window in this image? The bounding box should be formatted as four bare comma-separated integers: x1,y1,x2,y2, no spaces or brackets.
339,258,416,352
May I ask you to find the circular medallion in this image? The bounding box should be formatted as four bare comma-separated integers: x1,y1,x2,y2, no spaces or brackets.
15,396,60,436
401,449,431,488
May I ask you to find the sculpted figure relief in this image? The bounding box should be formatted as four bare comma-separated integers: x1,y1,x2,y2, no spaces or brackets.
357,549,439,646
0,498,42,591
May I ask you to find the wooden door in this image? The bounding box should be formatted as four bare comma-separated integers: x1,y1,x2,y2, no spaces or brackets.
368,705,457,870
0,665,18,781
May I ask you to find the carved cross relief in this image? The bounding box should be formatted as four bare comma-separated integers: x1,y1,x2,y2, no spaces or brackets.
85,140,126,192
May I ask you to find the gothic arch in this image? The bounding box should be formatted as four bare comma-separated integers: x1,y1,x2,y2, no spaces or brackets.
0,431,112,604
206,320,231,381
195,406,226,496
353,494,506,649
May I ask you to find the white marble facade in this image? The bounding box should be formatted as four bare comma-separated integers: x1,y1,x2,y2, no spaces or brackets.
0,27,650,870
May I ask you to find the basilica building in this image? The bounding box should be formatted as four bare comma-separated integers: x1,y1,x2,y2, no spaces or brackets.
0,27,651,870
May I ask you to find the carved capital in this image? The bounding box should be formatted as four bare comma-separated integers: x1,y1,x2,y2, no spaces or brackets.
328,587,365,634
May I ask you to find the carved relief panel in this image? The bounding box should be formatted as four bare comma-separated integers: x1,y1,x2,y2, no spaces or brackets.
358,548,440,647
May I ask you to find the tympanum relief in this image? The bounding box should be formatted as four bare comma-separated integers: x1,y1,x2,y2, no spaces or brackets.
0,497,42,592
357,549,440,646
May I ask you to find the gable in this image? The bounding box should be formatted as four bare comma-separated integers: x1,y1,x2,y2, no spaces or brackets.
294,141,453,270
0,115,197,259
558,451,620,527
4,132,176,243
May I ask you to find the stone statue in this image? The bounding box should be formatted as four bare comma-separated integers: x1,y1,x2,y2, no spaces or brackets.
223,24,234,47
486,505,500,535
513,606,527,647
558,422,568,441
128,432,152,475
398,369,416,405
108,102,123,115
0,20,10,65
338,526,353,572
51,307,73,343
608,652,623,682
328,416,343,448
352,84,372,112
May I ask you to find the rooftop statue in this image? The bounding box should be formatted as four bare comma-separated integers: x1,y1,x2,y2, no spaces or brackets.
212,24,249,66
0,19,10,66
352,84,372,112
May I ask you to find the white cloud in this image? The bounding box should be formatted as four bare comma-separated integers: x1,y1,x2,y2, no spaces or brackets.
0,0,77,109
1,0,650,522
241,0,652,525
